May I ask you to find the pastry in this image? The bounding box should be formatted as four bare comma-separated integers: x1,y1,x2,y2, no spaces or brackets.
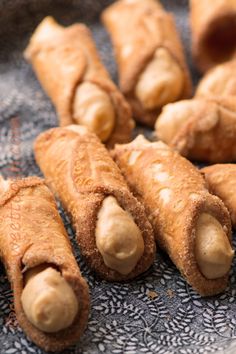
102,0,192,127
24,16,134,147
190,0,236,72
34,125,156,281
112,136,234,296
0,176,89,352
196,59,236,97
155,96,236,162
201,164,236,228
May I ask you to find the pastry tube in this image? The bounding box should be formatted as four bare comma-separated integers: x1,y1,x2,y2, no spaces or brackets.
196,59,236,97
112,136,234,296
190,0,236,72
24,17,134,147
34,126,156,281
201,164,236,228
155,96,236,163
102,0,192,127
0,176,89,352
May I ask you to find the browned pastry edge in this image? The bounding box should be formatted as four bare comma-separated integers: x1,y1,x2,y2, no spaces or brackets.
70,187,156,282
190,0,236,72
111,140,232,296
0,177,89,352
195,59,236,98
102,0,192,126
201,164,236,228
163,96,236,162
173,193,231,296
25,21,134,147
34,127,156,281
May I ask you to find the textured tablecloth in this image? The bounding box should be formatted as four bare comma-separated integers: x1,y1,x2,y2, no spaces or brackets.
0,1,236,353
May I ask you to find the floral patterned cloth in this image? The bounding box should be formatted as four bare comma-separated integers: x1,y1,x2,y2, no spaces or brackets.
0,0,236,353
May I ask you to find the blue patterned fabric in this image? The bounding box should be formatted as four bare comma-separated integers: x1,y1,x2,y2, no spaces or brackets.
0,1,236,353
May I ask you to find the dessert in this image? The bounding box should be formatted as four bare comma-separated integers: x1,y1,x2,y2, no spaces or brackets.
102,0,192,126
202,164,236,228
155,96,236,162
112,136,234,296
190,0,236,72
0,176,89,352
196,59,236,97
24,17,134,147
34,125,156,281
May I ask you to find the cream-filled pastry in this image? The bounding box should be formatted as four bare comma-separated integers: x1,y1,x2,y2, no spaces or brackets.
196,59,236,98
190,0,236,72
201,164,236,228
102,0,192,126
0,176,89,352
34,126,155,281
112,136,233,296
24,16,134,147
155,96,236,163
155,100,198,143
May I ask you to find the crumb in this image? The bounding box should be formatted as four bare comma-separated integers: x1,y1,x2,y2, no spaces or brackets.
167,289,174,298
147,290,158,299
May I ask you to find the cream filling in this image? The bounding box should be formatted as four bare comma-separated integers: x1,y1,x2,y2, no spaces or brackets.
95,196,144,275
73,82,115,142
135,48,184,110
195,213,234,279
21,266,78,333
155,100,195,143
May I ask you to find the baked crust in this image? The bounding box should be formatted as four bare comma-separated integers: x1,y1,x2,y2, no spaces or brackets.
24,18,134,147
34,126,156,281
156,96,236,163
202,164,236,228
0,176,89,352
190,0,236,72
196,59,236,97
112,137,232,296
102,0,192,126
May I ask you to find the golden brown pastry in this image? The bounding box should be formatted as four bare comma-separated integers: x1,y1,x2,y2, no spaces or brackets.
112,136,234,296
0,176,89,352
34,125,156,281
155,96,236,162
24,16,134,147
196,59,236,97
190,0,236,72
102,0,192,127
201,164,236,228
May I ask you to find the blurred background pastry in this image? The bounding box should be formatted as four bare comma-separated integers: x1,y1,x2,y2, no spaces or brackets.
102,0,192,126
202,164,236,228
190,0,236,72
155,96,236,163
24,17,134,147
196,59,236,97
